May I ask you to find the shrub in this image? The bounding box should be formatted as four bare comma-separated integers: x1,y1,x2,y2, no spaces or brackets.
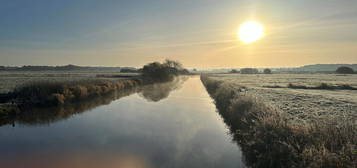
120,68,138,73
336,66,354,74
142,62,177,82
263,68,272,74
230,69,239,73
240,68,259,74
288,83,309,89
142,59,186,82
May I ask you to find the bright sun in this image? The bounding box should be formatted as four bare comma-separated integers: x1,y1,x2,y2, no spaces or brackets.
238,21,264,43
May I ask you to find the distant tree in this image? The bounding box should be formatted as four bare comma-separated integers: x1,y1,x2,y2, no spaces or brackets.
179,69,190,74
263,68,272,74
57,64,81,71
240,68,259,74
164,59,189,74
120,68,138,73
230,69,239,73
142,62,174,82
336,66,354,74
142,60,186,82
164,59,183,70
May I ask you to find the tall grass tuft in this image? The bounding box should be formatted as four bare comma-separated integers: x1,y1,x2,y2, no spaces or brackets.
201,75,356,168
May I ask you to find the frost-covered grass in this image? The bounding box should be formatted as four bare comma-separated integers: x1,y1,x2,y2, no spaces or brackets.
0,71,138,93
208,73,357,89
287,83,357,90
205,73,357,122
201,75,356,168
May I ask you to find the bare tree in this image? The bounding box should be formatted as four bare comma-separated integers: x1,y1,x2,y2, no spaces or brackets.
164,59,183,70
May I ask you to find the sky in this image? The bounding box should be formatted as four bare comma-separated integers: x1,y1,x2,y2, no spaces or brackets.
1,0,357,68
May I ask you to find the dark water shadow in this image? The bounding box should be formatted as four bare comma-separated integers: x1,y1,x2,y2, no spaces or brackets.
0,77,188,127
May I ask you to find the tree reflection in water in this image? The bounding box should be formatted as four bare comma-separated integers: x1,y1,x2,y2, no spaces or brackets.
0,77,188,127
139,76,188,102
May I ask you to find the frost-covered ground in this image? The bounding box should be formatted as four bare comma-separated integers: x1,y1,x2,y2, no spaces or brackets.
207,74,357,123
0,71,139,93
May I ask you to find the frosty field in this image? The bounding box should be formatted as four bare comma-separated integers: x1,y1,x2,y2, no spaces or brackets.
0,71,139,93
206,73,357,122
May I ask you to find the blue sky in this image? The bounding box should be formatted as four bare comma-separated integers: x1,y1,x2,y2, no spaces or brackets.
1,0,357,68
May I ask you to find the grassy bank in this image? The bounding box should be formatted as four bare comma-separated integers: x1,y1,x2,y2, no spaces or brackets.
12,79,141,106
0,87,138,127
0,78,142,112
201,75,356,168
0,72,187,119
0,60,188,108
0,76,188,127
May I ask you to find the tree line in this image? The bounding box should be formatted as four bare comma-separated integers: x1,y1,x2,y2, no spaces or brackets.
229,66,356,74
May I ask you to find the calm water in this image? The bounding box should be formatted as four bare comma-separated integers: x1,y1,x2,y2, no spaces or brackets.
0,77,245,168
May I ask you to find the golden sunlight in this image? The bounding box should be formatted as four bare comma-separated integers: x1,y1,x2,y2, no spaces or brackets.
238,21,264,44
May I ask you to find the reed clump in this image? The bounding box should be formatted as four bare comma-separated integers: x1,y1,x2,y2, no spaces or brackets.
12,79,141,106
201,75,356,168
0,87,138,127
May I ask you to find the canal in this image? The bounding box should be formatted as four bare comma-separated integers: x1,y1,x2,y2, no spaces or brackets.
0,76,245,168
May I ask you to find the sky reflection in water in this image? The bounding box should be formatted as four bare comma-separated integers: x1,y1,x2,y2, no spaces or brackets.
0,77,245,168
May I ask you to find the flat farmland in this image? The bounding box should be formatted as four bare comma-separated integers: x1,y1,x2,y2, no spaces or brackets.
206,73,357,122
0,71,139,93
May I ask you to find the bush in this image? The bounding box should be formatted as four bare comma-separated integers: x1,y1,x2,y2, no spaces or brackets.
263,68,272,74
336,66,354,74
230,69,239,73
142,59,186,82
142,62,178,82
240,68,259,74
120,68,138,73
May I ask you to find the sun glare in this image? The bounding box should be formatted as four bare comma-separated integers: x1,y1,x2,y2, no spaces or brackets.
238,21,264,44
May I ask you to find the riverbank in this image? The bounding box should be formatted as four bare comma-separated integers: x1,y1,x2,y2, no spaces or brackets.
0,60,190,109
202,73,357,122
200,75,356,168
0,76,245,168
0,76,189,127
0,72,192,122
0,78,142,116
0,86,139,127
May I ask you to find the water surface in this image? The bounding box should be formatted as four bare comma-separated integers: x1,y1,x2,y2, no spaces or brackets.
0,77,245,168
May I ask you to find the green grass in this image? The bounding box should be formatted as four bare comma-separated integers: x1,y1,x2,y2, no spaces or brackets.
201,75,356,168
